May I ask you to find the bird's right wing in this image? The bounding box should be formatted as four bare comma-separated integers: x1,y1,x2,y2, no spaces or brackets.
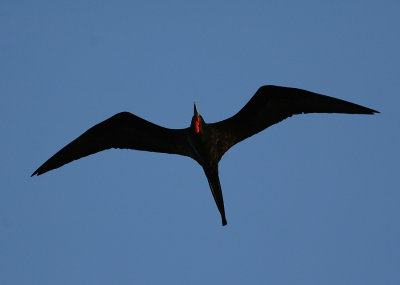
210,85,379,159
32,112,195,176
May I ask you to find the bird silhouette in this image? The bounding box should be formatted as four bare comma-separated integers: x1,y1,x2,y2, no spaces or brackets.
32,85,379,226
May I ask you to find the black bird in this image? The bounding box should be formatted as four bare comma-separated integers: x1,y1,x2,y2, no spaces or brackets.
31,85,379,226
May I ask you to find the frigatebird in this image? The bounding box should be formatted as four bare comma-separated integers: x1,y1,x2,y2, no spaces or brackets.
31,85,379,226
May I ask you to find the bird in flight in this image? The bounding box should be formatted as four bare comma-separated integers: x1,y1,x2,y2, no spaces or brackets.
32,85,378,226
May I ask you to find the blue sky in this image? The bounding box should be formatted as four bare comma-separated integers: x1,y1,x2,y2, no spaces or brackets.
1,0,399,284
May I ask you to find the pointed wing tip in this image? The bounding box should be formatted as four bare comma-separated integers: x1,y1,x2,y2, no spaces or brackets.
364,108,379,115
222,217,227,226
31,168,43,177
357,105,379,115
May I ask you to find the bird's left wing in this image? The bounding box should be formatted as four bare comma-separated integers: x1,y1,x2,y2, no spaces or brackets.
210,85,379,159
32,112,194,176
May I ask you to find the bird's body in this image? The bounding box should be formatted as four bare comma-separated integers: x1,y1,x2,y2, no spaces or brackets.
32,85,378,226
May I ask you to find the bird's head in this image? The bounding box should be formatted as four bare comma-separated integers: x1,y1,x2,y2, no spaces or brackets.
191,102,202,134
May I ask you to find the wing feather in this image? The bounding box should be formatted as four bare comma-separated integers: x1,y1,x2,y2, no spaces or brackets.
211,85,379,158
32,112,194,176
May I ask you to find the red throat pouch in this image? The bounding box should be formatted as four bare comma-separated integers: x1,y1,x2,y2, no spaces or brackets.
195,117,200,133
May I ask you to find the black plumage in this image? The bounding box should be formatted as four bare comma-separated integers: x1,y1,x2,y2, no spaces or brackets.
32,85,379,226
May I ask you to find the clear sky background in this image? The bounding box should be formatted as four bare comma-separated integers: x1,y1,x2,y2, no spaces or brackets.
1,1,399,284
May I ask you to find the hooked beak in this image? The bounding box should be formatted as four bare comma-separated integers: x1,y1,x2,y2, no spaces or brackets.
194,102,199,117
